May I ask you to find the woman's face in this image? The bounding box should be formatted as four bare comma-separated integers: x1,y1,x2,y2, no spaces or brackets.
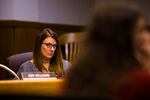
41,37,57,60
133,17,150,57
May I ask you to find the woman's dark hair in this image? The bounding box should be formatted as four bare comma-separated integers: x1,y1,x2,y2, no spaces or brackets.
33,28,64,75
85,2,143,67
65,1,144,96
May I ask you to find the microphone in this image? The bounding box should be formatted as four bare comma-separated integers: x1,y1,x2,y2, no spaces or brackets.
0,64,20,80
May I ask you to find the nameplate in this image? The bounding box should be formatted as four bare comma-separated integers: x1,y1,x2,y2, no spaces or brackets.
21,72,57,80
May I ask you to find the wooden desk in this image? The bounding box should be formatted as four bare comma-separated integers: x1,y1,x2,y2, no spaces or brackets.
0,79,64,96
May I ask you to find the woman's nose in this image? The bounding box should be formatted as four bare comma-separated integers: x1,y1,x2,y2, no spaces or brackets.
49,47,55,51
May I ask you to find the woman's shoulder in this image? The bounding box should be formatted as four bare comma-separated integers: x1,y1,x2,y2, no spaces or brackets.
20,60,33,67
120,69,150,87
115,69,150,100
19,60,36,70
62,59,72,72
126,69,150,82
62,59,71,64
62,59,72,66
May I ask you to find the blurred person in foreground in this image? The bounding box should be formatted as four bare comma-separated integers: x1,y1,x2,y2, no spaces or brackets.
64,1,150,100
17,28,71,79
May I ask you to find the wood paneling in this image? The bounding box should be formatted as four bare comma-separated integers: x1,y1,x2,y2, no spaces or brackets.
14,28,40,54
0,28,14,64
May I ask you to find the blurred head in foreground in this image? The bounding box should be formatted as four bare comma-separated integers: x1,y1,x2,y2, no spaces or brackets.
64,1,147,97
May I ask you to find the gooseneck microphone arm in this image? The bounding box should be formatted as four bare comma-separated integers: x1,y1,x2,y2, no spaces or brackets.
0,64,20,80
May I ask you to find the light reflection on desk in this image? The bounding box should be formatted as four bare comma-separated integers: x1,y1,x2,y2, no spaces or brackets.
0,79,64,96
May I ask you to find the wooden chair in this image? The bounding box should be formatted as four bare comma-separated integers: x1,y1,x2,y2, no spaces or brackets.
58,32,84,64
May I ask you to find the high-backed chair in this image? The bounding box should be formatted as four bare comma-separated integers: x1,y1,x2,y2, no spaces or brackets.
58,32,84,64
6,52,33,74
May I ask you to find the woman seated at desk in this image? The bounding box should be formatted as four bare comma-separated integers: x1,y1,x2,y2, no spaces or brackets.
17,28,71,79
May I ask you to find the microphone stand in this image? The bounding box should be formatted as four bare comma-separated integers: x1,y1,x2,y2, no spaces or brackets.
0,64,20,80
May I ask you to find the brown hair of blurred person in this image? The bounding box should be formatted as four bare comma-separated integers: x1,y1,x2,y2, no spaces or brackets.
64,1,150,99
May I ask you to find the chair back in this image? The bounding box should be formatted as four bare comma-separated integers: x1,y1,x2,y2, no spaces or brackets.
58,32,84,64
6,52,33,73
